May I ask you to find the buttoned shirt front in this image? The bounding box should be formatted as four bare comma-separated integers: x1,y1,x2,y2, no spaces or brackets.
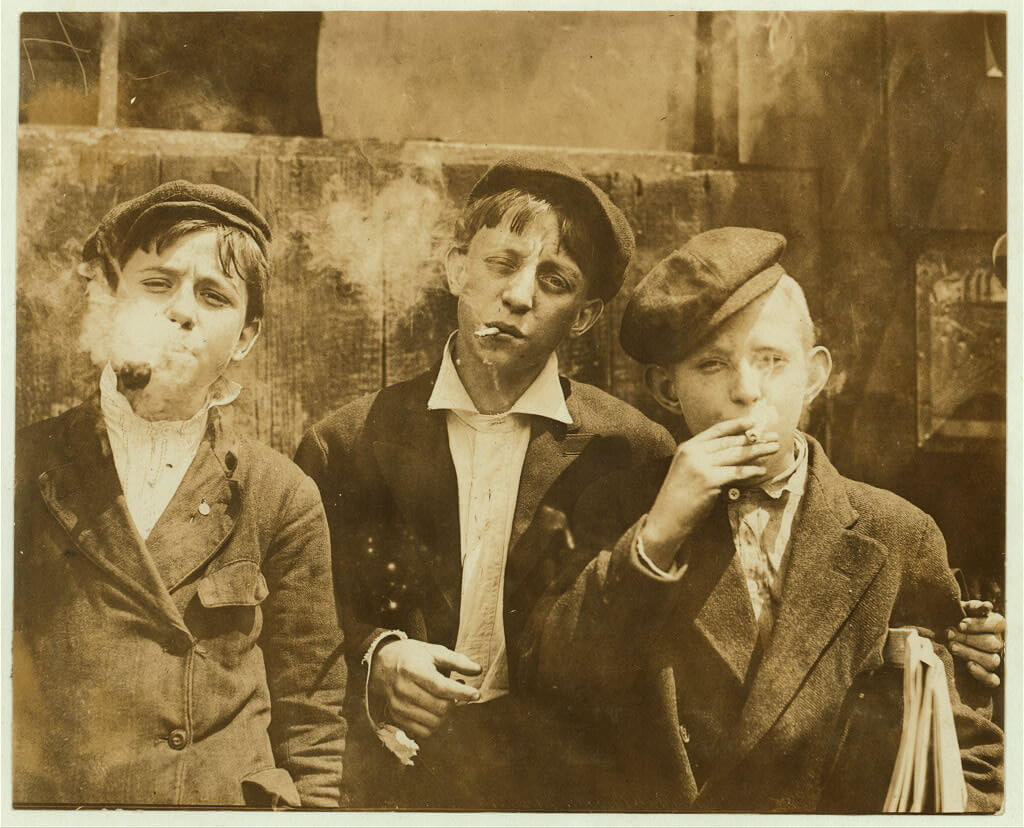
99,363,241,540
725,431,808,639
427,334,572,702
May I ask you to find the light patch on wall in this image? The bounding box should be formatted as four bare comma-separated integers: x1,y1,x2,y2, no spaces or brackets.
288,163,455,320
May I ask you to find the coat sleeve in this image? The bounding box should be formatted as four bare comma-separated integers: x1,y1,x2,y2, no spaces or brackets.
895,515,1004,813
294,425,393,663
516,468,685,702
259,473,348,808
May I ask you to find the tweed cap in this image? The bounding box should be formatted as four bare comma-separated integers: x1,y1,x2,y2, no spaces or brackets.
468,153,635,301
620,227,789,365
83,180,271,273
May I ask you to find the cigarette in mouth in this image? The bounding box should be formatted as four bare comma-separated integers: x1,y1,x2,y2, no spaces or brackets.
474,326,501,337
744,402,776,444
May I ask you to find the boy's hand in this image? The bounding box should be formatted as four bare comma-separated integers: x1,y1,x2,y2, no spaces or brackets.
641,417,780,572
948,600,1006,688
369,638,481,740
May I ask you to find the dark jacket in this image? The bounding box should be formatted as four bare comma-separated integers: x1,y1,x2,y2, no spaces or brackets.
13,399,347,808
518,436,1004,813
294,367,675,809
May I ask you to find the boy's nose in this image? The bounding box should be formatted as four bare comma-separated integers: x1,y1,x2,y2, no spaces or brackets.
730,360,763,405
501,267,536,313
165,287,197,330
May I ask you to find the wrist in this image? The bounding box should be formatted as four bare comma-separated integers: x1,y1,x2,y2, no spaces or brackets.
639,520,686,572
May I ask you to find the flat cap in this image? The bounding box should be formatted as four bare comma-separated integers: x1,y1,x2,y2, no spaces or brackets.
620,227,788,364
83,180,271,272
469,153,635,301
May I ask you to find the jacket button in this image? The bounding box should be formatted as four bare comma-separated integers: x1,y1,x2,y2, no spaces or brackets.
167,729,188,750
727,487,741,501
679,724,690,744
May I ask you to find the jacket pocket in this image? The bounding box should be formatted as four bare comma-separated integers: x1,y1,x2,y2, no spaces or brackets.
198,560,269,608
241,767,302,809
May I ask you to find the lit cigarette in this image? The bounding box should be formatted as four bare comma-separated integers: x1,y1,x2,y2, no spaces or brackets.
474,326,500,337
744,401,776,444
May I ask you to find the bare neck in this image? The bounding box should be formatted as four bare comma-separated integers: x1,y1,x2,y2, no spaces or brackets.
451,332,546,415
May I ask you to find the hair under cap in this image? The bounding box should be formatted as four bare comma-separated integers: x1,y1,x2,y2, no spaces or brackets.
620,226,788,365
468,153,635,301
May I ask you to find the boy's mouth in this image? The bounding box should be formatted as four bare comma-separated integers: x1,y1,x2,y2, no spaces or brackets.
475,321,525,339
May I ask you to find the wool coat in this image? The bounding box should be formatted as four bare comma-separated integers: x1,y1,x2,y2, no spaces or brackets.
13,399,347,808
294,366,675,809
517,436,1004,813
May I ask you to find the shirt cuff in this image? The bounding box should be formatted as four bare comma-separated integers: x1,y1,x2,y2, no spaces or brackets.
634,514,687,581
361,629,420,766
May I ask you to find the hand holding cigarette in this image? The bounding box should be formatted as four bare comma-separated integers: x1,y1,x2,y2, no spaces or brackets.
640,416,780,571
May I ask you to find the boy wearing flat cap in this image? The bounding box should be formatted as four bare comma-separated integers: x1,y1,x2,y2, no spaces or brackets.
295,154,674,808
517,227,1004,812
13,182,347,807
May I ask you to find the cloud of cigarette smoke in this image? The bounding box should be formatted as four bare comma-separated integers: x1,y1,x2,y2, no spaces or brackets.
285,164,456,319
78,276,209,395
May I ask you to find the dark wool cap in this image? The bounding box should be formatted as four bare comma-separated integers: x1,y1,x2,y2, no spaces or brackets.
469,153,635,301
620,227,788,365
83,180,271,272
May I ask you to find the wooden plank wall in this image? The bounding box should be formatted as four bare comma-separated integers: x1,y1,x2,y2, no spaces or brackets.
16,126,820,456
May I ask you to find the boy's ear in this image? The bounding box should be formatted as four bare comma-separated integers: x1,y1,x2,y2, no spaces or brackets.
644,364,682,415
804,345,832,404
444,246,468,296
231,319,261,363
569,297,604,338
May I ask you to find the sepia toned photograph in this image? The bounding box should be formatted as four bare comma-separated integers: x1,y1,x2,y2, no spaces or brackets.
4,3,1016,822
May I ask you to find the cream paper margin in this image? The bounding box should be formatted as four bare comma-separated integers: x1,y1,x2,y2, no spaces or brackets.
1,1,1019,826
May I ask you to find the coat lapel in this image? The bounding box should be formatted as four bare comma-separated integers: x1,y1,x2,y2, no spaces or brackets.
36,400,187,631
504,379,595,598
371,375,462,615
680,501,760,686
703,440,889,788
144,407,242,592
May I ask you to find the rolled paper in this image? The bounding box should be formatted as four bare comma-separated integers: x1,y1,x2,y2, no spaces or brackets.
115,361,152,391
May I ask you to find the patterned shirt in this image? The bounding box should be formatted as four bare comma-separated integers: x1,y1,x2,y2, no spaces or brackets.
725,432,808,639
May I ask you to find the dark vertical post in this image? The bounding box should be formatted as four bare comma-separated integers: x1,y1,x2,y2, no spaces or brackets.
693,11,714,154
97,12,120,128
710,11,739,160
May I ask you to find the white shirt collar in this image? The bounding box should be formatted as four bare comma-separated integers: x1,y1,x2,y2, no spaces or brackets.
758,431,809,500
99,362,241,432
427,332,573,425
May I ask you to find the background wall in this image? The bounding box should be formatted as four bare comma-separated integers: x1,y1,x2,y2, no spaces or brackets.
17,10,1006,595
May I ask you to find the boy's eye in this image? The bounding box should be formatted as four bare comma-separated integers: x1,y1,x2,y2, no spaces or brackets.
697,359,727,373
140,278,172,292
539,272,571,293
486,257,517,272
200,290,231,307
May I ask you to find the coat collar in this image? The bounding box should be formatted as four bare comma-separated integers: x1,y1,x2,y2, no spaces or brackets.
698,435,889,795
37,397,244,629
